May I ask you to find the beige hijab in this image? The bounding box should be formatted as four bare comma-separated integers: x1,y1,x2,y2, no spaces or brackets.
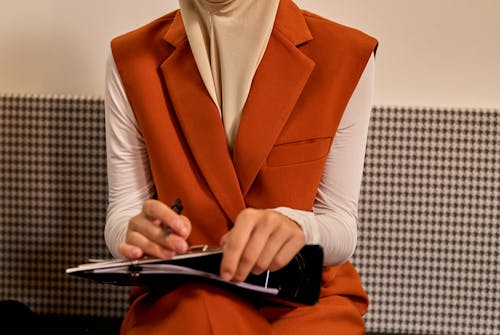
178,0,280,149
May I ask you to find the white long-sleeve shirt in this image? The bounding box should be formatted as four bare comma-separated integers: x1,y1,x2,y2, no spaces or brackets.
104,52,375,266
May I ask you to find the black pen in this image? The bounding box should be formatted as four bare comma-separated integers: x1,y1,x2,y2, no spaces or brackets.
164,198,183,236
164,200,206,252
170,198,183,215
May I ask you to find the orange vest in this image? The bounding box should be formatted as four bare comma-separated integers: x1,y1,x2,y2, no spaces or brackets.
111,0,377,312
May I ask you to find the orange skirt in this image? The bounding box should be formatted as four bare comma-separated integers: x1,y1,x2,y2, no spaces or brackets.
120,262,368,335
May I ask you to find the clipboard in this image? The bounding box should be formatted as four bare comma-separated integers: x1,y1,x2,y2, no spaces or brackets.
66,245,324,305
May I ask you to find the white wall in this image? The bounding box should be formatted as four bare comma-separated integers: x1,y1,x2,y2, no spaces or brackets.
1,0,499,108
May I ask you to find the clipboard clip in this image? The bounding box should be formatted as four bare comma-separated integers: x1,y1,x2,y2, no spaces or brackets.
188,244,209,252
129,260,142,277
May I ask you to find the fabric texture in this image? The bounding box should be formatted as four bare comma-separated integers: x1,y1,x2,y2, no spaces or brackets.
353,106,499,335
120,283,365,335
0,94,130,318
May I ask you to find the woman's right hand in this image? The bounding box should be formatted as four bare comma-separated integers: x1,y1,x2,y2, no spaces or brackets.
118,199,192,260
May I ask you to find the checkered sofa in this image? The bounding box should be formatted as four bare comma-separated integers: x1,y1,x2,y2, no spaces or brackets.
1,94,498,334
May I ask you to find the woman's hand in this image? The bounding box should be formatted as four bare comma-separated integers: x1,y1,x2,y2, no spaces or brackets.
118,200,192,260
219,208,305,282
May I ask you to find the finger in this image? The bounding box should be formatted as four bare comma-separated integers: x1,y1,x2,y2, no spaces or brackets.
118,242,144,260
251,211,305,274
162,215,192,240
250,230,287,275
179,215,192,239
219,209,259,281
268,236,305,272
142,200,189,238
126,231,176,259
232,218,278,281
219,232,229,246
129,214,189,254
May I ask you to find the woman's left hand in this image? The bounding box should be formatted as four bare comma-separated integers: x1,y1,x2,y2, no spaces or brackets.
219,208,305,282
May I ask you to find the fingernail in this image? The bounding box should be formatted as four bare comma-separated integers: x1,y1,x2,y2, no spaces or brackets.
162,249,174,259
131,248,142,259
221,271,232,281
175,240,187,253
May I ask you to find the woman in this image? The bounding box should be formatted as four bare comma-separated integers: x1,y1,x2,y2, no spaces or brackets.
105,0,377,333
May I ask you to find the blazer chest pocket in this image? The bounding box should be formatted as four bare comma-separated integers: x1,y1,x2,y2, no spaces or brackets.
267,137,332,167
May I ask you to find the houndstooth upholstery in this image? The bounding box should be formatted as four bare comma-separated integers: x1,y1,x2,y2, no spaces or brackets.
1,94,498,334
353,106,499,335
0,94,129,317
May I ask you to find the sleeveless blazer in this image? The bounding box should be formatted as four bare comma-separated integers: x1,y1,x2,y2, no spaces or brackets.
111,0,377,309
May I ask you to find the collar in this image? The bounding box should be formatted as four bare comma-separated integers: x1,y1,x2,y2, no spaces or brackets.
163,0,312,48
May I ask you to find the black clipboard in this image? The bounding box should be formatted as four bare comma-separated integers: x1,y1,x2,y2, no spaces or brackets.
66,245,323,306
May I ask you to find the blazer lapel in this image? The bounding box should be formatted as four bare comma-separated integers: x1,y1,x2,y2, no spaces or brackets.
158,1,314,216
160,13,245,222
232,0,315,196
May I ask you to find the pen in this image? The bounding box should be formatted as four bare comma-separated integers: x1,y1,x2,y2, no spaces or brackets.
164,199,207,253
163,198,183,236
170,198,183,215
